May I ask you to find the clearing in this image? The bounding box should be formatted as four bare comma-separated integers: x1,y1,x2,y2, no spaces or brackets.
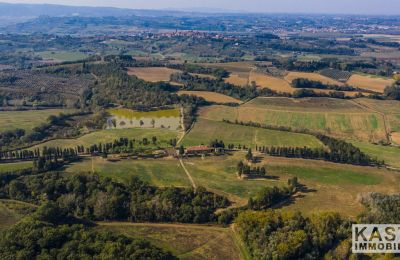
127,67,181,82
98,222,243,260
0,108,77,132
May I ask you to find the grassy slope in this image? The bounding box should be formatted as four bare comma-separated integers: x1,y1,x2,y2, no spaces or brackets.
98,222,241,260
0,108,76,132
64,157,190,188
0,161,32,172
182,119,323,149
31,128,178,150
352,141,400,168
200,98,387,143
0,200,37,232
184,152,400,216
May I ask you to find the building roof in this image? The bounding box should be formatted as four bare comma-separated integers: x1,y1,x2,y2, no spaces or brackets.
186,146,213,152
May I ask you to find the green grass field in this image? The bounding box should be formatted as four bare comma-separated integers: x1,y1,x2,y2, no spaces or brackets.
0,161,32,172
182,119,323,149
98,222,242,260
352,141,400,168
200,98,387,143
64,157,190,187
31,128,178,150
36,51,89,61
0,108,76,132
184,153,400,216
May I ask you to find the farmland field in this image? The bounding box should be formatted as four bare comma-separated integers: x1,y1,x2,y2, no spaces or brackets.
0,161,32,172
248,71,294,93
177,91,241,104
347,74,394,93
0,108,77,132
36,51,89,61
98,222,243,260
352,141,400,168
284,71,344,86
182,118,324,149
127,67,181,82
200,98,388,142
184,153,400,216
31,128,178,150
65,157,190,187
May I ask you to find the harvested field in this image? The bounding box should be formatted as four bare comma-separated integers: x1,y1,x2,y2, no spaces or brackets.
225,74,248,86
177,91,241,104
249,71,294,93
284,71,344,86
347,74,394,93
127,67,181,82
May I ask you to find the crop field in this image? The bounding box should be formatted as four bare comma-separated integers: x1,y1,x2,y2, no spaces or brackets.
177,91,241,104
31,128,178,150
65,157,190,187
183,153,400,216
225,74,249,86
346,74,394,93
248,71,294,93
200,98,388,142
284,71,344,86
0,161,32,172
319,69,352,82
36,51,89,61
200,62,254,87
98,223,243,260
354,98,400,142
182,118,324,149
0,108,77,132
127,67,181,82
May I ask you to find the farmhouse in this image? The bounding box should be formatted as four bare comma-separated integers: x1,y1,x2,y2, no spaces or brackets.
175,145,215,156
186,146,214,155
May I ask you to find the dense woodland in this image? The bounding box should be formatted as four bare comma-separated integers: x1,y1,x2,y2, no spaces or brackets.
0,172,229,223
0,202,175,259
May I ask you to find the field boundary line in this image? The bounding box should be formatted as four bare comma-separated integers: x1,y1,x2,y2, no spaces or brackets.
179,158,197,189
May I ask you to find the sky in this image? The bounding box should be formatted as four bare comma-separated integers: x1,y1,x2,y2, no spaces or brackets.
2,0,400,15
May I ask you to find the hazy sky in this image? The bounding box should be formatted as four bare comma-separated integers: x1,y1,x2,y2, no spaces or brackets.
2,0,400,14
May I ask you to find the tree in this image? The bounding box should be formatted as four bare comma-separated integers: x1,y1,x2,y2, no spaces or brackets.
179,145,185,156
245,148,253,162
